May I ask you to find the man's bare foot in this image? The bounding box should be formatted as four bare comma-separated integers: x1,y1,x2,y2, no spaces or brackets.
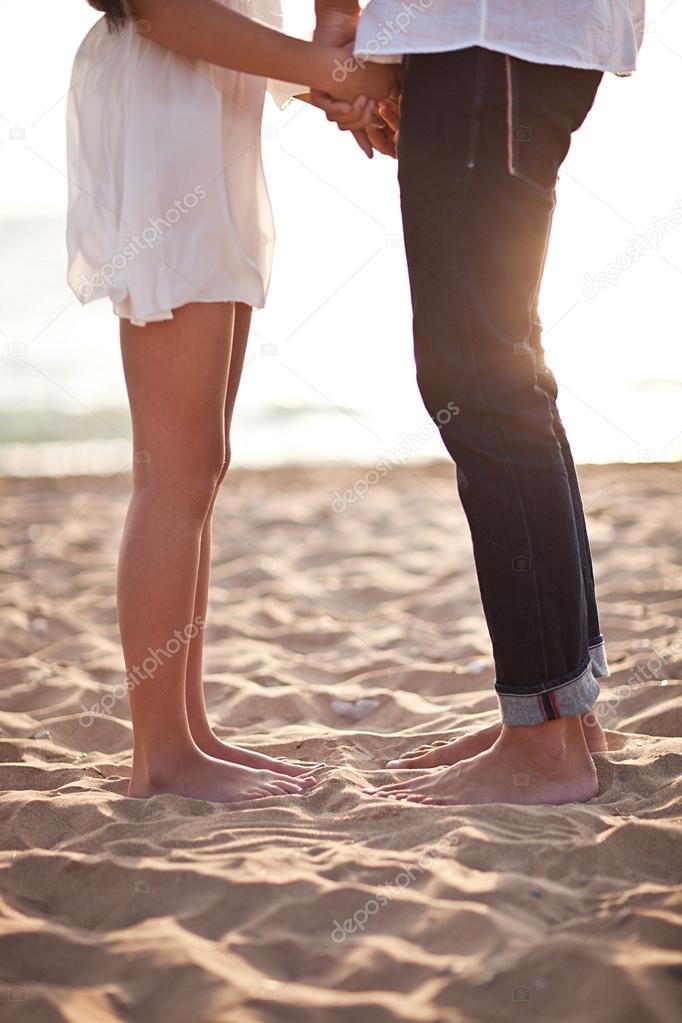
386,723,503,770
129,748,318,802
386,708,608,769
367,717,598,806
580,710,609,753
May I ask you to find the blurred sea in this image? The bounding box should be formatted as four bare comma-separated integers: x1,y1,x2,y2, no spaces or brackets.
3,0,682,477
1,209,682,477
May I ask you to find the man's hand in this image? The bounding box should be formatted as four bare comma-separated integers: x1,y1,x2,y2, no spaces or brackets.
366,96,401,159
312,0,381,158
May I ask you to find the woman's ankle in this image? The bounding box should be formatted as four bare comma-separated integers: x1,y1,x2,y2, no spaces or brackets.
131,737,201,785
184,706,217,749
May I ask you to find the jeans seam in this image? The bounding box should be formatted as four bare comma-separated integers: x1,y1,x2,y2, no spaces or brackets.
504,54,514,177
458,166,550,681
466,49,487,170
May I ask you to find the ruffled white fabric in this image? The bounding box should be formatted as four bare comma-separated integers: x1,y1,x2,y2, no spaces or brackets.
66,0,300,326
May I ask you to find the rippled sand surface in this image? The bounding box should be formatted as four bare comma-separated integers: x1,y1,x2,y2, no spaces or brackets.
1,463,681,1022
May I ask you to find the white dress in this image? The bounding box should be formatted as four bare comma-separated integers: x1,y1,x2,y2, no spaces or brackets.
66,0,297,326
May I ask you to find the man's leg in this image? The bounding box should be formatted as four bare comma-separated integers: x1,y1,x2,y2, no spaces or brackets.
531,319,609,753
372,48,604,804
385,323,608,770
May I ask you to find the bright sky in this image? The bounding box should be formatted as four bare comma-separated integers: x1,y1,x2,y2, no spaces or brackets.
1,0,681,467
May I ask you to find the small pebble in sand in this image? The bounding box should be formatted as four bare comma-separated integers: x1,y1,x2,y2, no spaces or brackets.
331,698,380,721
31,729,50,740
467,658,488,674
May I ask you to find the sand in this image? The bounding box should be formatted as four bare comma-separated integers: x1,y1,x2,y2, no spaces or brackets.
0,461,681,1023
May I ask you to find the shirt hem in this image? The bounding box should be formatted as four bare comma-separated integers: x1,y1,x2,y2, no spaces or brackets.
353,38,637,75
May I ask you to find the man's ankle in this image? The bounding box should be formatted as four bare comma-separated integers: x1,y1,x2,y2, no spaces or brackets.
500,715,588,753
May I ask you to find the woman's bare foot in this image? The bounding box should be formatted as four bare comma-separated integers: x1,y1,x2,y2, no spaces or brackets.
129,748,318,802
188,725,324,778
367,717,599,806
386,708,609,769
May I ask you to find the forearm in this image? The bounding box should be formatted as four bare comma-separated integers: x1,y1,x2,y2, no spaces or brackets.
131,0,338,91
314,0,360,41
315,0,360,16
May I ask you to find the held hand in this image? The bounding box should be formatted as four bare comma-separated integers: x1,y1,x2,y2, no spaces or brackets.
311,74,401,159
366,96,401,159
312,8,393,158
309,92,379,158
311,52,401,158
326,49,401,104
311,5,373,156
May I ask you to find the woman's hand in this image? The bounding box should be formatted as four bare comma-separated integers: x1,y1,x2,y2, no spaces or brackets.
326,49,401,104
313,50,402,157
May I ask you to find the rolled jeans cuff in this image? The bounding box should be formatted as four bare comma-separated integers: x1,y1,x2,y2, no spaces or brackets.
495,636,609,726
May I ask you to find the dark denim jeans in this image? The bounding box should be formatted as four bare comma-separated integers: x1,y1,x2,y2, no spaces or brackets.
398,47,609,725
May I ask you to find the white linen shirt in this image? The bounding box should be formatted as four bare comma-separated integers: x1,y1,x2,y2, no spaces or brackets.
354,0,645,74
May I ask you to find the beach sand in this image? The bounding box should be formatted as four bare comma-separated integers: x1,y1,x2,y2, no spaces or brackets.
1,461,681,1023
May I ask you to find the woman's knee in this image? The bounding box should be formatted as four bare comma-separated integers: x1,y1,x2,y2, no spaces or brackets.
133,439,226,517
213,442,232,493
188,441,228,507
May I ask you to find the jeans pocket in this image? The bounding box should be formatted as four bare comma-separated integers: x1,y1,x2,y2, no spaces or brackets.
504,55,602,193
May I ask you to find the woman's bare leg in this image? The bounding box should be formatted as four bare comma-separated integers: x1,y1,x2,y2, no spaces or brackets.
183,304,319,775
118,302,316,801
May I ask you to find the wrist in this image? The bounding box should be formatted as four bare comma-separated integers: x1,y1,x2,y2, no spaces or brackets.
313,1,360,45
306,44,349,95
